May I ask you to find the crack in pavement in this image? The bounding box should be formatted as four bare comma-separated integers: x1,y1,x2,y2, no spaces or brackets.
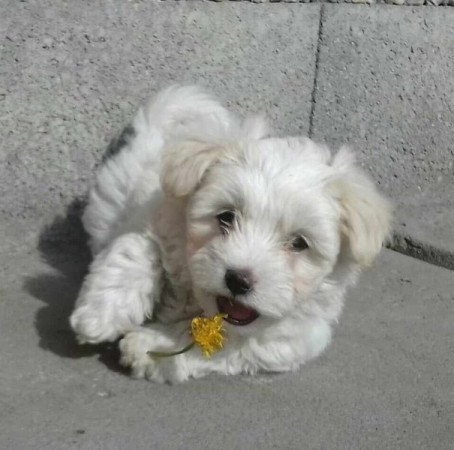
308,4,324,139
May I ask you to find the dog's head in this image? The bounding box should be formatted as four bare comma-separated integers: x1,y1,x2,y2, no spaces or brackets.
161,130,391,333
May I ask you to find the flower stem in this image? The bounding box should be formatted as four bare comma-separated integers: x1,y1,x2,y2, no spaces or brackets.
147,342,195,358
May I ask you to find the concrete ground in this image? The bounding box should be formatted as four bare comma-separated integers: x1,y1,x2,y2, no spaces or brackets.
1,1,453,449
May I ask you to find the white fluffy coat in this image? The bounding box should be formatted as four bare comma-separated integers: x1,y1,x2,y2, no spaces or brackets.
70,86,392,383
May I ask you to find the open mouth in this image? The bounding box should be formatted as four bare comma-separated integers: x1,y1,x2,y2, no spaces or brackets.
216,296,259,326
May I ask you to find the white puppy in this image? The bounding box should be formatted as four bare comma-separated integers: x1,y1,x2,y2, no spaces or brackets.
70,86,391,383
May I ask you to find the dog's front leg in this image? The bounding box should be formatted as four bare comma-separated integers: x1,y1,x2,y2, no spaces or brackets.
70,232,162,344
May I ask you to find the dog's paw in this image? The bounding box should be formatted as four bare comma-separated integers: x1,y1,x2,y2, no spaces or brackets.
70,305,121,344
119,331,170,383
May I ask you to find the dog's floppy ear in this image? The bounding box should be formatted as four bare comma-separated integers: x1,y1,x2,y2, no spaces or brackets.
329,147,392,267
161,140,224,197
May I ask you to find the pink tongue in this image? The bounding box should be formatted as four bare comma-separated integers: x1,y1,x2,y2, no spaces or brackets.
220,298,255,321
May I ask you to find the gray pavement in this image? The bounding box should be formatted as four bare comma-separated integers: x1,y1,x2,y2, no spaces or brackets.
1,246,453,449
1,1,453,449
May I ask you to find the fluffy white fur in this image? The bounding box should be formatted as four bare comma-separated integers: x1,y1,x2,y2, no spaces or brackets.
70,86,392,383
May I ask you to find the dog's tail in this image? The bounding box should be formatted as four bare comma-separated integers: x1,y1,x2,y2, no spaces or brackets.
130,85,240,154
134,85,269,148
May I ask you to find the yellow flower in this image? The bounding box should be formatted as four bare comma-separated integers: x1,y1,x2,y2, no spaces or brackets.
148,313,227,360
190,313,226,358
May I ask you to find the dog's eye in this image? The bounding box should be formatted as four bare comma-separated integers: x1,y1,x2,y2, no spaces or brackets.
290,235,309,252
216,210,235,230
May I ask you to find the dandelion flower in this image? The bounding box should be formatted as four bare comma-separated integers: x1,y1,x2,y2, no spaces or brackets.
190,313,226,358
148,313,227,359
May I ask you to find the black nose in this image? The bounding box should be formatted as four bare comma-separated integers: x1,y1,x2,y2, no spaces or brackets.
225,269,253,296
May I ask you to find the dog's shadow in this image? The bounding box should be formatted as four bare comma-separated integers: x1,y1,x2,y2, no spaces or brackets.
23,197,126,374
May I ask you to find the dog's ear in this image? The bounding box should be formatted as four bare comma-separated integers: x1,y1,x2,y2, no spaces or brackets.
329,147,392,267
161,140,224,197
